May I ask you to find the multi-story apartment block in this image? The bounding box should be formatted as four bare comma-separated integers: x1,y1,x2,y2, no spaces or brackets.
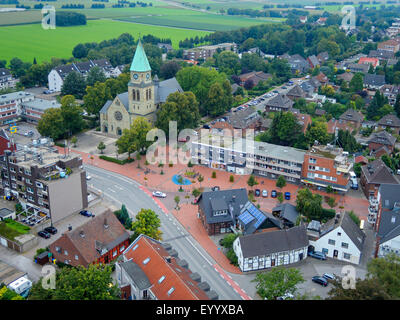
0,68,18,90
301,144,353,193
0,91,34,125
0,143,88,224
183,43,237,61
20,99,61,124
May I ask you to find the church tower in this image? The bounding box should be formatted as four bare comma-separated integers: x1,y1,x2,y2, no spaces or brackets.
128,39,156,123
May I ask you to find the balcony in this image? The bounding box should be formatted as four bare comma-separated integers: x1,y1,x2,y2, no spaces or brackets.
251,158,302,172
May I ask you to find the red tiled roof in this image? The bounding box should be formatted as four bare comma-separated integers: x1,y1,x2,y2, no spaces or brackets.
123,235,210,300
355,155,368,164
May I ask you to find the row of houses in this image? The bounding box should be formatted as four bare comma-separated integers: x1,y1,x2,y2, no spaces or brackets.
0,68,18,90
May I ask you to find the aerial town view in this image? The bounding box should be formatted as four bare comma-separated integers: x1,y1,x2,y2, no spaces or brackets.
0,0,400,311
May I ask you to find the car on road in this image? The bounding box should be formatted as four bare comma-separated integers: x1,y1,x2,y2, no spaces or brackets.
255,189,261,197
79,210,94,217
273,90,279,93
211,186,220,191
262,190,268,197
86,174,91,180
308,251,327,260
323,273,336,281
44,226,57,235
152,191,167,198
202,124,210,129
282,86,287,89
284,192,291,200
24,130,34,137
312,276,328,287
271,190,277,198
38,231,51,239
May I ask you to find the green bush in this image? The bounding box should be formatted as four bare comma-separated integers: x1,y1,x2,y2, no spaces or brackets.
99,155,134,165
192,188,202,198
348,210,360,227
188,161,193,167
229,175,234,183
212,171,216,178
226,248,238,266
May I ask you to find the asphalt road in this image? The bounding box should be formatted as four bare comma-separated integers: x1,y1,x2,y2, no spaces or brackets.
84,164,243,300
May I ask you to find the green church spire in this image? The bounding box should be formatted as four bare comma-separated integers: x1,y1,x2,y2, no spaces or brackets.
130,39,151,72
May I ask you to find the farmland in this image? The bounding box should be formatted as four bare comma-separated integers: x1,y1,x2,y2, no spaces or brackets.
0,19,211,63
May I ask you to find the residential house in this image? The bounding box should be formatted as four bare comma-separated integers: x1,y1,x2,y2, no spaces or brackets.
227,107,264,136
307,211,365,265
299,16,308,24
313,72,329,85
48,59,118,92
378,39,400,53
49,210,130,267
327,108,364,134
233,226,309,272
264,94,294,112
347,63,369,74
116,234,215,300
238,71,272,88
300,78,321,96
183,43,237,61
291,109,312,134
360,159,399,198
337,72,354,83
358,57,380,69
0,208,15,221
363,74,386,90
0,129,16,156
0,146,88,224
368,131,396,155
301,144,353,193
317,51,329,64
377,114,400,134
380,84,400,106
0,68,18,90
307,55,320,69
375,184,400,257
387,58,399,67
286,54,310,74
316,17,327,25
210,121,237,138
361,120,377,130
157,43,173,52
20,99,61,124
368,49,395,61
286,85,307,100
314,108,326,117
0,91,34,125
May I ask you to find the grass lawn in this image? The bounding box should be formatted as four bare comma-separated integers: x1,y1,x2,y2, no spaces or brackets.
0,219,30,241
1,19,211,63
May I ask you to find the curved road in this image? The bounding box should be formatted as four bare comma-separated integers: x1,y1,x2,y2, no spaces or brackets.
84,164,245,300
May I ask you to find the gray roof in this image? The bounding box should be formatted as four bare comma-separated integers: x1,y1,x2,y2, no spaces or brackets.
0,68,11,78
265,94,294,109
379,184,400,210
378,114,400,128
368,131,396,146
339,108,363,123
308,55,320,67
347,63,369,73
317,51,329,62
238,225,309,258
368,49,394,60
364,74,386,87
248,140,306,163
287,85,306,98
155,77,183,104
99,100,112,114
272,203,299,225
227,107,259,129
210,198,228,212
0,207,13,218
198,188,248,225
22,99,60,111
120,260,152,290
361,159,399,184
339,211,366,252
0,91,33,105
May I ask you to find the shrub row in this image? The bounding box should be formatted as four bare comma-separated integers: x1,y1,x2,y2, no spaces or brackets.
99,155,134,165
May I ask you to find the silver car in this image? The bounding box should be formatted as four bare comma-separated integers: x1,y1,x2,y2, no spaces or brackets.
152,191,166,198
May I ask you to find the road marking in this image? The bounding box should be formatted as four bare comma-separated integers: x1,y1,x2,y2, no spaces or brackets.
107,188,116,193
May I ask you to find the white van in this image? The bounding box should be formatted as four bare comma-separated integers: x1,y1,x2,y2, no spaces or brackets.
7,276,32,298
349,171,356,179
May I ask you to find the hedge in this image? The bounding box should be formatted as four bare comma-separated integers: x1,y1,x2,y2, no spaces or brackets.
99,155,135,165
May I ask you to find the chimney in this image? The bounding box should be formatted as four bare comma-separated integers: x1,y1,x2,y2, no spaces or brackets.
79,230,85,238
104,218,109,229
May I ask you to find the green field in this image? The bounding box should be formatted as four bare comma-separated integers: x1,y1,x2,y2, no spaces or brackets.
1,19,211,63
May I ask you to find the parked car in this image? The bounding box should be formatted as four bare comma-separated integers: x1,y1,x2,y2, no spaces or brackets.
202,124,210,129
312,276,328,287
276,292,294,300
44,226,57,235
308,251,327,260
262,190,268,197
211,186,220,191
38,231,51,239
271,190,277,198
152,191,167,198
284,192,291,200
86,174,91,180
323,273,336,281
79,210,93,217
255,189,261,197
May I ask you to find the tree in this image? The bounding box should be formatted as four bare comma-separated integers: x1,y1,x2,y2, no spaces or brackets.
262,111,302,147
296,188,323,221
86,66,106,87
247,175,258,190
60,95,85,138
216,51,241,76
61,71,86,99
337,129,362,153
160,61,181,79
252,267,305,300
244,78,254,90
37,108,65,140
114,204,131,229
229,175,234,183
72,43,89,59
97,141,106,154
84,82,111,116
353,162,362,177
71,136,77,147
174,196,180,209
131,208,162,240
349,72,364,93
155,91,200,135
29,264,119,300
367,91,388,121
276,176,286,188
327,277,391,300
220,233,239,249
116,117,152,157
394,94,400,118
277,193,284,203
305,121,331,145
204,81,231,117
0,285,24,300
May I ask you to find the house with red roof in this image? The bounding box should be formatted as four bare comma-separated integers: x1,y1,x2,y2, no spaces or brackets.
116,234,216,300
358,57,380,69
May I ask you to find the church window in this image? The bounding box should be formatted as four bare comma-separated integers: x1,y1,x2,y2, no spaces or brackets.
149,88,151,99
137,90,140,101
132,89,136,100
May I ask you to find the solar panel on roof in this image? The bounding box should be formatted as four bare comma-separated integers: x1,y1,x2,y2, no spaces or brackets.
238,211,255,225
247,203,267,229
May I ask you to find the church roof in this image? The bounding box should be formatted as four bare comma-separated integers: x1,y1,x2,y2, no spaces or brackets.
154,77,183,103
130,39,151,72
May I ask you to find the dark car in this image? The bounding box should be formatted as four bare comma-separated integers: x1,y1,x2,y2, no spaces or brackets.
211,186,220,191
38,231,51,239
284,192,291,200
202,124,210,129
44,226,57,235
308,251,327,260
312,276,328,287
255,189,261,197
271,190,277,198
79,210,93,217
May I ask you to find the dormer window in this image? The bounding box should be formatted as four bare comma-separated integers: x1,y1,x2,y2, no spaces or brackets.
213,210,228,216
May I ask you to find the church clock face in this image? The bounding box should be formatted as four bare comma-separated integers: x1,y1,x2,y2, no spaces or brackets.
133,73,138,80
114,111,123,121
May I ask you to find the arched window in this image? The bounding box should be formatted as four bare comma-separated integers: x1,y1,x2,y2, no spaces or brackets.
149,88,151,100
132,89,136,101
137,90,140,101
146,89,148,101
117,128,122,136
